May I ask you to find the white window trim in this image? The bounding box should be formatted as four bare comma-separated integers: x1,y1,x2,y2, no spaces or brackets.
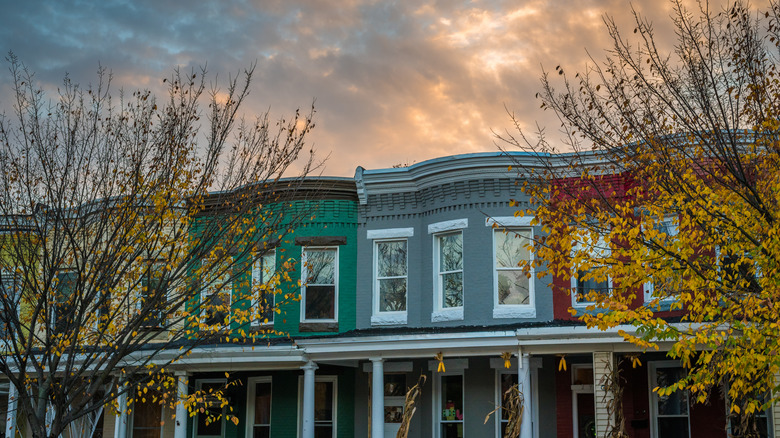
372,239,408,326
428,219,468,234
367,228,414,239
492,228,536,319
432,228,465,322
246,376,272,438
252,251,276,326
570,230,610,309
648,361,691,438
301,247,339,323
485,216,535,228
432,370,465,438
195,379,227,438
297,375,337,438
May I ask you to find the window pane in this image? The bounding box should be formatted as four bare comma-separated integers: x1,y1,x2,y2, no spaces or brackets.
384,374,406,396
197,383,224,437
442,272,463,308
305,285,335,319
379,278,406,311
656,368,688,415
314,381,333,421
658,417,689,438
253,426,270,438
254,253,276,322
439,234,462,272
441,375,463,421
377,241,407,277
314,427,333,438
306,249,335,284
132,391,162,438
497,271,529,305
495,230,530,268
253,382,271,425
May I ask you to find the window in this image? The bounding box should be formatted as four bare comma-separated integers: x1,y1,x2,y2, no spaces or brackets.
246,377,272,438
200,259,232,328
493,228,535,318
252,251,276,326
130,388,163,438
138,261,168,328
497,373,518,438
438,374,464,438
644,217,681,304
434,232,463,314
301,248,338,321
195,380,226,438
53,270,77,333
298,376,337,438
649,363,690,438
571,229,610,308
0,270,20,338
728,393,772,438
368,227,413,325
373,240,408,323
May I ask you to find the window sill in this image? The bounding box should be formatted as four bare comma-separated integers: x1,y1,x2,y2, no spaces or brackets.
431,308,464,322
299,322,339,332
493,306,536,319
371,312,407,326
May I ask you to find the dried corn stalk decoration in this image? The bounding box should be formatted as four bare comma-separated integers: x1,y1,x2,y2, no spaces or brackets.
601,357,628,438
484,383,524,438
396,374,426,438
501,352,513,369
435,352,446,373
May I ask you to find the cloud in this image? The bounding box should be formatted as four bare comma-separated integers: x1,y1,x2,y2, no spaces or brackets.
0,0,741,175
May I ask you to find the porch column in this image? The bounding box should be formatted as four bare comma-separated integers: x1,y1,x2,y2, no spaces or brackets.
113,389,128,438
5,382,17,438
518,351,532,438
301,361,318,438
174,372,189,438
593,351,615,438
370,357,384,438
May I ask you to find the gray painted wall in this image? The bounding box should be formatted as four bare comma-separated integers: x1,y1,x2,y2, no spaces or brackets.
356,169,554,330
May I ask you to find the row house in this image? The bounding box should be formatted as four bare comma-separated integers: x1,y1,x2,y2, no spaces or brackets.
1,153,776,438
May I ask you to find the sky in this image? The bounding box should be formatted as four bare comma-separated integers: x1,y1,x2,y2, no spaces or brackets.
0,0,737,176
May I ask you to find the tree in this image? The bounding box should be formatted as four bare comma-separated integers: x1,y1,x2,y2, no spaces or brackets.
0,55,318,438
500,0,780,432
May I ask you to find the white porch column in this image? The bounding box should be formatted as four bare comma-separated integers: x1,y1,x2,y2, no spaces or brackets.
5,383,17,438
113,389,128,438
301,361,318,438
593,351,615,438
174,372,189,438
518,351,533,438
370,357,384,438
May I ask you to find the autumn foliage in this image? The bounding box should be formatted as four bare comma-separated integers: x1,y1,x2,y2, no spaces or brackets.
501,0,780,428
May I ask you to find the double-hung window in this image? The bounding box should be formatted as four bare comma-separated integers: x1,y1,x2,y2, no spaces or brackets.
246,377,272,438
139,261,167,328
571,228,611,308
252,251,276,326
430,219,467,322
488,216,535,319
298,376,336,438
649,362,690,438
195,380,226,438
301,247,338,321
200,258,232,329
53,270,77,333
644,216,681,305
368,227,413,326
0,270,20,338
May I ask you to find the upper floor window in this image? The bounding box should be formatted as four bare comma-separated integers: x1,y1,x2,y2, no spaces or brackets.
200,258,232,329
53,270,77,333
139,261,168,328
429,219,467,322
0,270,20,338
644,216,680,304
571,228,610,308
368,228,413,326
252,251,276,326
301,247,338,322
487,217,536,319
